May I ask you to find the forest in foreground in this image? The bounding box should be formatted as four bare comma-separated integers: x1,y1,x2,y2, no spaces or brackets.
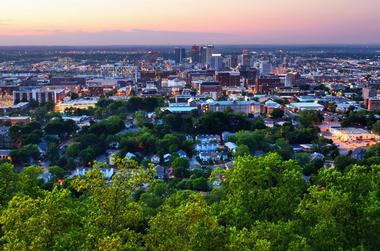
0,153,379,251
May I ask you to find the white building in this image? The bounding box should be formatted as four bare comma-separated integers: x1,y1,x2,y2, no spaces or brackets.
55,97,99,112
330,128,377,142
288,102,324,112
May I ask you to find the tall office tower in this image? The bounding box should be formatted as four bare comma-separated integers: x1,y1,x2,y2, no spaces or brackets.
249,56,256,68
210,54,224,70
205,45,214,66
283,57,288,67
174,47,186,64
230,55,239,68
200,46,207,64
224,56,232,69
191,44,200,63
259,61,273,75
241,49,250,66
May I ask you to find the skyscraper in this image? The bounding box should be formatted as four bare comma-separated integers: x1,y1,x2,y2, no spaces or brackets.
241,49,250,66
191,44,200,63
200,46,207,64
174,47,186,64
205,45,214,66
259,61,272,75
210,54,224,70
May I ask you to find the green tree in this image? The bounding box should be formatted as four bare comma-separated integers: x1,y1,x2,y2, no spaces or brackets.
216,153,306,228
334,155,357,172
71,157,154,250
49,166,67,180
271,108,284,119
372,121,380,134
65,142,81,158
0,188,83,250
79,147,96,166
234,130,269,153
234,144,250,157
45,118,77,137
0,162,18,206
298,110,323,128
189,177,209,191
172,157,190,179
145,192,225,250
9,144,40,165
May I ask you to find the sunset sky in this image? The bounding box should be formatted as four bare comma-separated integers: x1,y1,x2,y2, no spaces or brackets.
0,0,379,45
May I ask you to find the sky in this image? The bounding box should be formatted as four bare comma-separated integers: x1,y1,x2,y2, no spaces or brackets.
0,0,379,45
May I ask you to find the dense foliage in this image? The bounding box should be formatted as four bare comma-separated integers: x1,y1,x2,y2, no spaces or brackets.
0,152,379,250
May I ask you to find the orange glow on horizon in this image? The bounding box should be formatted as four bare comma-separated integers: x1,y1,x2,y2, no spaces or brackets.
0,0,379,44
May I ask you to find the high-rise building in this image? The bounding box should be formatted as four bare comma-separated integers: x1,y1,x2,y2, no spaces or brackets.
200,46,207,64
224,56,232,69
224,55,238,69
259,61,273,75
283,57,288,67
241,49,250,66
174,47,186,64
191,44,200,63
210,54,224,70
205,45,214,66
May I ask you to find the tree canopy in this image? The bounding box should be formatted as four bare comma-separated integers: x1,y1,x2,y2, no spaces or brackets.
0,151,379,250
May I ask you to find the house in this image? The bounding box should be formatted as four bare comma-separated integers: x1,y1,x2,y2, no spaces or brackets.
163,153,172,163
95,154,108,163
126,152,137,159
222,131,235,141
167,167,175,179
40,171,52,183
177,150,188,158
154,165,166,180
195,143,219,152
189,157,202,170
264,100,281,114
107,150,119,165
70,168,114,179
198,151,228,163
352,148,365,160
225,142,238,152
292,144,313,153
0,127,14,148
0,149,11,160
310,152,325,161
38,140,49,157
196,134,221,144
151,154,161,164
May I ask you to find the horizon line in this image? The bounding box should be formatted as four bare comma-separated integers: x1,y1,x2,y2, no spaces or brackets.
1,43,380,47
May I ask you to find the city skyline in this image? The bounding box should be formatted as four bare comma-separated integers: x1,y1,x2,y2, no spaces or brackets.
0,0,380,45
